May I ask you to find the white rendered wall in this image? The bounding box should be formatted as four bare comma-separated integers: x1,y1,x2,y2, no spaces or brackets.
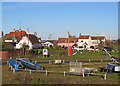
16,36,32,50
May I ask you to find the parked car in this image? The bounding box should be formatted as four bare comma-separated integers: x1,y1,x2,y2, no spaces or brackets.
32,43,44,49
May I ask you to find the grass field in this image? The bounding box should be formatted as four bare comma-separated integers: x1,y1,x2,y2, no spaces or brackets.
2,44,119,84
2,62,119,84
30,51,118,62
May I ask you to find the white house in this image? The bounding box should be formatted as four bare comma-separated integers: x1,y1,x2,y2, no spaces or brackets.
77,33,105,51
44,41,53,47
16,34,40,50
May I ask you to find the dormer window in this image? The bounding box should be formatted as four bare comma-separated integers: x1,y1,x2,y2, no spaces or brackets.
62,40,66,43
71,40,75,43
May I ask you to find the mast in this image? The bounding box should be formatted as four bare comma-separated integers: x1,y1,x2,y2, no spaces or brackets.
68,31,69,56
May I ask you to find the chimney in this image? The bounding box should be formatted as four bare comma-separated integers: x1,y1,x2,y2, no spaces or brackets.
1,31,3,37
34,32,37,36
26,29,29,34
79,33,81,37
19,29,21,32
13,29,15,32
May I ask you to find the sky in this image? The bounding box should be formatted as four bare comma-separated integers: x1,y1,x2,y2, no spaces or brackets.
2,2,118,40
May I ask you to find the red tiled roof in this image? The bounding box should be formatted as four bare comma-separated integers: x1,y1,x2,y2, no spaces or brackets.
91,36,105,40
5,31,26,36
58,38,78,43
79,35,90,39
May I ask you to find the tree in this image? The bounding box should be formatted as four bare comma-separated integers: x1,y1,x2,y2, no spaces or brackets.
98,41,105,51
22,44,29,56
1,42,14,51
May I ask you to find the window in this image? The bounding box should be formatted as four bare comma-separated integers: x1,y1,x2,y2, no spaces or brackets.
81,40,83,42
90,46,94,49
79,46,83,48
71,40,75,43
62,40,66,43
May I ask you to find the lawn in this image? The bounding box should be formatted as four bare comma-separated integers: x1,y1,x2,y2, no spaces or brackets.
2,62,119,84
30,51,115,62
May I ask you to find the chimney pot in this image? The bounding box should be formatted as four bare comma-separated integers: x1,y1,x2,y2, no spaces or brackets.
26,29,29,34
79,33,81,37
1,31,4,37
19,29,21,32
13,29,15,32
34,32,37,36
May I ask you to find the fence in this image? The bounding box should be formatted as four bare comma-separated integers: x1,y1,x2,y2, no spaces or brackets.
34,59,113,64
11,68,107,80
0,50,24,59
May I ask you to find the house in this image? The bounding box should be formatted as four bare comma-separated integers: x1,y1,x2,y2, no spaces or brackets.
41,40,57,47
77,33,105,51
57,35,78,49
2,29,40,50
57,33,105,51
44,41,53,47
2,29,26,48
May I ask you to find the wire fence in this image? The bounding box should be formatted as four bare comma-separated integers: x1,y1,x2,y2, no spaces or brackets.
11,68,107,80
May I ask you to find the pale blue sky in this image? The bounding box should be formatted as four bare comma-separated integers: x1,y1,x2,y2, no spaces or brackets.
2,2,118,40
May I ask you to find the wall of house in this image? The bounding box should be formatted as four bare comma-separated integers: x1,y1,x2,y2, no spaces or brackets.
77,37,105,50
16,36,32,50
57,43,75,47
0,50,23,59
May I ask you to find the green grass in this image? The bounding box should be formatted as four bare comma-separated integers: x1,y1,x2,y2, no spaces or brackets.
31,51,113,62
2,62,119,84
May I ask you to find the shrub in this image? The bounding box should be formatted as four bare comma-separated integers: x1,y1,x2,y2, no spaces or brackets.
59,50,66,57
34,49,38,54
54,45,61,50
29,50,34,55
38,49,42,54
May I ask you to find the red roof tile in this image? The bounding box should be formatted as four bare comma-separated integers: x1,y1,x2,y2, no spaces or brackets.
79,35,90,39
58,38,78,43
91,36,105,40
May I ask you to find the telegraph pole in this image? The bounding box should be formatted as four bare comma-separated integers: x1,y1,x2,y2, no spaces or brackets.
68,31,69,56
27,29,29,54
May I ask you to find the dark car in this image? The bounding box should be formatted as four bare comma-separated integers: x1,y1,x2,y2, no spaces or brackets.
102,47,114,51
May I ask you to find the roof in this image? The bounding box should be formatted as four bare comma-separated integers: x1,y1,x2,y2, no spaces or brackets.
79,35,90,39
2,35,21,42
25,34,40,44
44,42,53,44
91,36,105,40
3,30,26,42
58,38,78,43
5,31,26,36
2,34,40,44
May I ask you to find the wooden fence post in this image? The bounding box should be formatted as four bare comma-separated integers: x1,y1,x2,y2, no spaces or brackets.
64,71,65,76
104,73,106,80
101,59,103,62
13,68,15,72
30,69,31,75
83,71,85,77
76,59,77,63
46,70,47,75
89,59,90,63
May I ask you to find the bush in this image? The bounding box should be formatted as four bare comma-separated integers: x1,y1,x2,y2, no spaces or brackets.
38,49,42,54
29,50,34,55
59,50,66,57
34,49,38,54
54,45,62,50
